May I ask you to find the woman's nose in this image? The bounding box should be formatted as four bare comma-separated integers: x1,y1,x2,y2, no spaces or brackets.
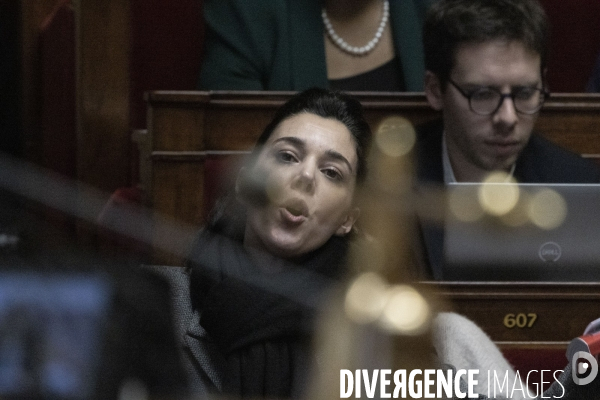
292,162,316,192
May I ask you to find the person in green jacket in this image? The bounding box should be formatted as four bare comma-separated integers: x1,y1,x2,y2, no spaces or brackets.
198,0,434,91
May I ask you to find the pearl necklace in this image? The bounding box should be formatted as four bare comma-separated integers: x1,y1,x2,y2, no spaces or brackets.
322,0,389,56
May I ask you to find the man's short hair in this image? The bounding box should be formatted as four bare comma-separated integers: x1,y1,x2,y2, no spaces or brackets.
423,0,549,87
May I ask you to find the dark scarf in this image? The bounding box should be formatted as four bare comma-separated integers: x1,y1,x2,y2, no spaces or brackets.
187,228,348,398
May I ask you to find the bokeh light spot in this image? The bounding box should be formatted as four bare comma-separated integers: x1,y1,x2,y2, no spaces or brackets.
344,272,388,324
478,172,519,216
375,117,416,158
528,189,567,230
379,285,430,335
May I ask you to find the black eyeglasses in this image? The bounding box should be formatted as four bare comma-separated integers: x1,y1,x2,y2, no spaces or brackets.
448,78,549,116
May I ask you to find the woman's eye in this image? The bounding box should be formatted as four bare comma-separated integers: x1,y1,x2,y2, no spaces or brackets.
277,151,297,163
322,168,342,181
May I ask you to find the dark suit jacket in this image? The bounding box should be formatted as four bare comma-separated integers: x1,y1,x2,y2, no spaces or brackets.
415,119,600,279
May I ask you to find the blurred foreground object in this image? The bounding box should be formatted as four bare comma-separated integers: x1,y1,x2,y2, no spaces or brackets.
308,116,438,399
0,154,188,399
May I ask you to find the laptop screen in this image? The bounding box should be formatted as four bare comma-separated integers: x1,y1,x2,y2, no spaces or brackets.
444,183,600,281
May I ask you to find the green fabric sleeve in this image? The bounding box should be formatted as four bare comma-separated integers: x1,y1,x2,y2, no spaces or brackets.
198,0,283,90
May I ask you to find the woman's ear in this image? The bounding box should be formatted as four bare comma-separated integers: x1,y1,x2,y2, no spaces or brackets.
424,71,444,111
335,207,361,236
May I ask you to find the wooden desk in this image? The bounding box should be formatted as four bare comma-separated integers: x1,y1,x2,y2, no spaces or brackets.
423,281,600,344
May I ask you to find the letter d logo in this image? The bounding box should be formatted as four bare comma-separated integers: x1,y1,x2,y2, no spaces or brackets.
572,351,598,385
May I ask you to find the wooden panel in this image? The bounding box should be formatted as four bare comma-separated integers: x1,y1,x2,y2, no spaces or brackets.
537,94,600,157
129,0,204,130
539,0,600,92
204,107,278,150
1,0,22,157
75,0,130,193
40,2,76,178
151,104,208,152
151,159,204,265
424,282,600,344
147,91,600,155
21,0,67,162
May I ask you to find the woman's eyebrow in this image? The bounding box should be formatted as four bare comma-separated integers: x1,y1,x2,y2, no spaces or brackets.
273,136,305,148
325,150,354,173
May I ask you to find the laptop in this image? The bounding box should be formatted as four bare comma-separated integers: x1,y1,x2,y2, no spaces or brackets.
443,183,600,281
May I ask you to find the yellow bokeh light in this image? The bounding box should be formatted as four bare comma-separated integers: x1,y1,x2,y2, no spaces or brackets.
528,188,567,230
375,116,416,158
344,272,388,324
379,285,430,335
478,172,519,216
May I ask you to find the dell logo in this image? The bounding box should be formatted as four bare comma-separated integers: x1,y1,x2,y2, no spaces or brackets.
539,242,561,262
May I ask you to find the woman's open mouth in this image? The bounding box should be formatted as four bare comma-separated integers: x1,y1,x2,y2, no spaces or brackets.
280,199,308,224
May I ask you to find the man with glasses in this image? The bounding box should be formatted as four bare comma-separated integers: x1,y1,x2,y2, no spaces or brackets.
416,0,600,276
419,0,600,185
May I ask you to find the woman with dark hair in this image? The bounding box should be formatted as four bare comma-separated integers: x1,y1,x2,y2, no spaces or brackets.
179,88,372,398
